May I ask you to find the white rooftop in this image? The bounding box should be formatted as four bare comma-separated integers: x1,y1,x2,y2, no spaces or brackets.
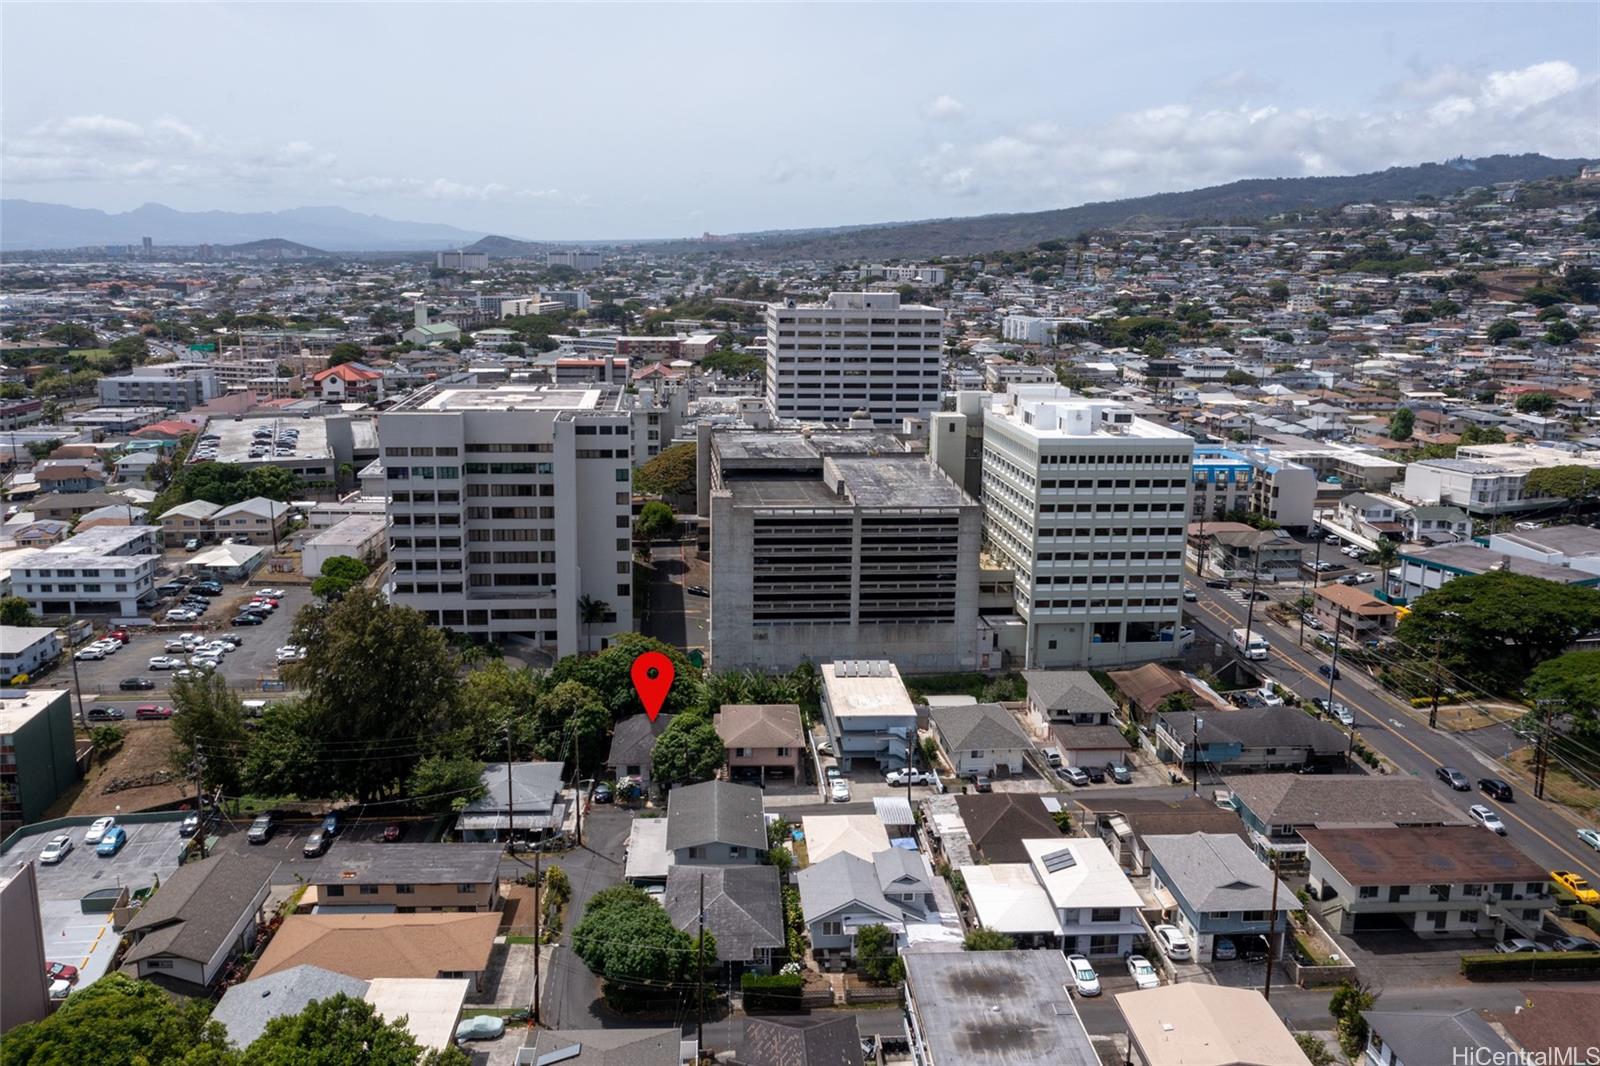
821,661,915,720
363,978,469,1052
0,689,68,735
1023,836,1143,911
416,385,604,412
959,863,1062,935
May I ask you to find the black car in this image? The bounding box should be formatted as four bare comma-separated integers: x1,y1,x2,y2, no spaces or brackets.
86,705,125,722
1437,766,1471,791
1083,764,1107,783
592,781,615,804
231,614,265,627
1318,663,1341,680
686,585,709,597
1204,578,1231,589
178,810,214,838
1478,777,1514,801
156,582,185,596
118,677,155,691
192,582,225,596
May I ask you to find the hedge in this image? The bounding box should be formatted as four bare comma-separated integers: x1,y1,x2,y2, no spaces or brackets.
1460,952,1600,980
741,972,804,1012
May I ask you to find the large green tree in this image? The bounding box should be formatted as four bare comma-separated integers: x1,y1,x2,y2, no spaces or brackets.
1396,572,1600,691
0,596,38,627
1526,650,1600,743
1514,391,1557,415
1387,407,1414,441
241,700,325,799
457,659,542,759
0,972,234,1066
651,710,725,787
572,885,698,994
240,993,468,1066
169,673,252,794
1524,465,1600,510
633,441,696,498
633,500,675,540
854,923,903,984
283,590,462,800
532,680,611,772
310,554,369,601
548,633,701,720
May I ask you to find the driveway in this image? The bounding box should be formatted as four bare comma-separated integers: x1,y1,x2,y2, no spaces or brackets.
639,542,707,653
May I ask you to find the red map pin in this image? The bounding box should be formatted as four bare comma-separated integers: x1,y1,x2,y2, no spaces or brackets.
631,651,674,722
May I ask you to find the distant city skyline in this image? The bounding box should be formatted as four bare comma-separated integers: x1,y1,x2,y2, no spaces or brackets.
2,2,1596,240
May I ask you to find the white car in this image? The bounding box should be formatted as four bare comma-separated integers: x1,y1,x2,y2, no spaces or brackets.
1580,828,1600,852
1330,703,1355,727
164,639,197,653
39,834,73,864
91,640,119,655
1469,804,1507,835
275,645,307,663
258,588,286,598
74,647,105,661
165,609,198,622
203,641,235,655
1154,924,1192,961
1066,953,1101,996
84,817,116,844
885,768,935,787
829,778,851,802
148,656,184,670
1126,954,1159,990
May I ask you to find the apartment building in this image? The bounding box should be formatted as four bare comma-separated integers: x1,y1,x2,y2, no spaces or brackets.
615,336,682,361
1192,444,1316,531
764,292,944,425
0,689,77,835
9,525,162,617
304,844,503,912
378,384,633,655
546,250,603,271
1265,441,1404,493
819,660,918,772
435,251,488,271
1403,444,1600,516
704,427,981,672
98,371,219,410
977,385,1194,669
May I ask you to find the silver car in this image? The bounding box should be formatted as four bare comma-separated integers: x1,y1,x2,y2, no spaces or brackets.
39,834,73,864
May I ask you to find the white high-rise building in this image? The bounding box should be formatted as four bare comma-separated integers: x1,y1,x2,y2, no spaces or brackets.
378,383,634,655
764,292,944,425
976,385,1194,668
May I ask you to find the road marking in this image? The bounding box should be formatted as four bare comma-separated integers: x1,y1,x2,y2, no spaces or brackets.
1191,594,1599,876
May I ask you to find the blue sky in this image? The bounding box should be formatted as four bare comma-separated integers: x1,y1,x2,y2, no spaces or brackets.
3,3,1596,239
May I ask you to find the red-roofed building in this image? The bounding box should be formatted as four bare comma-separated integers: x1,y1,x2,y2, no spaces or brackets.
132,420,195,440
312,362,385,403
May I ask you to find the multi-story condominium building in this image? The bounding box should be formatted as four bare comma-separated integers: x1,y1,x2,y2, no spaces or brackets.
1402,444,1600,516
0,689,77,835
615,336,682,361
538,289,591,312
863,264,947,286
498,296,565,318
436,251,488,272
553,357,630,387
546,250,602,271
1191,444,1316,531
764,292,944,425
9,525,162,617
97,370,218,410
1001,315,1073,345
1264,441,1404,493
975,385,1194,669
378,383,634,655
703,426,981,672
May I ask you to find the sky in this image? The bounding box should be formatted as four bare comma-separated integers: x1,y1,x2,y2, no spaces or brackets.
3,2,1597,240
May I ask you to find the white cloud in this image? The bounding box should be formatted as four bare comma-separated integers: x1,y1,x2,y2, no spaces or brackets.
924,94,968,120
1481,59,1580,111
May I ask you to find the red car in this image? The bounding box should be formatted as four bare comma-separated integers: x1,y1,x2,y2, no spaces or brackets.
45,962,78,983
381,824,404,842
107,629,130,644
135,704,173,720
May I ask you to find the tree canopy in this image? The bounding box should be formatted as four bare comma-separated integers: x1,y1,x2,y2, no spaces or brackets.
310,555,370,601
854,923,903,984
650,709,726,787
1526,650,1600,743
0,596,38,628
1524,465,1600,507
547,633,701,721
169,673,251,795
634,500,675,540
962,927,1017,951
572,884,703,995
633,442,696,499
0,972,233,1066
240,993,468,1066
1387,407,1414,441
153,462,302,517
1514,391,1557,415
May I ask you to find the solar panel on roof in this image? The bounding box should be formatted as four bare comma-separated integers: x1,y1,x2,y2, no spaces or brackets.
1041,847,1077,873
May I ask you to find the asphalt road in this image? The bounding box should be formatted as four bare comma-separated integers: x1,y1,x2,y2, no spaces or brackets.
1185,579,1600,883
640,542,707,653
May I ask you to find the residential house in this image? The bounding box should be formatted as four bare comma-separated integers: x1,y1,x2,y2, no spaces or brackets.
1485,988,1600,1066
1022,670,1117,731
796,849,934,966
800,814,891,865
1073,796,1250,875
184,541,268,583
34,462,107,494
665,780,767,866
606,713,673,794
457,761,566,843
113,451,160,484
28,492,127,523
158,500,221,544
122,852,277,989
301,844,502,913
733,1015,864,1066
250,912,501,992
1022,836,1144,957
313,362,386,404
11,522,68,549
952,793,1064,864
517,1029,683,1066
1336,492,1404,543
77,503,146,530
715,703,805,785
957,862,1063,948
1303,826,1553,940
1143,832,1300,962
819,660,917,772
1313,584,1398,641
1223,774,1468,860
0,628,61,681
1116,985,1313,1066
1361,1009,1516,1066
1047,723,1132,772
1156,708,1348,775
928,702,1031,777
903,951,1098,1066
210,965,370,1048
663,864,784,971
210,496,291,545
1399,504,1472,544
1204,528,1304,582
1108,663,1228,723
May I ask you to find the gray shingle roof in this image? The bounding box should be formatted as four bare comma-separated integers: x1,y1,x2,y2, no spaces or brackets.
740,1015,865,1066
1224,774,1470,827
1362,1010,1514,1064
299,843,502,888
1142,832,1299,913
210,965,369,1047
1023,670,1116,715
928,702,1030,753
796,852,902,926
663,865,784,963
606,713,674,768
521,1028,682,1066
123,851,277,968
1160,708,1347,755
665,780,767,852
462,761,564,816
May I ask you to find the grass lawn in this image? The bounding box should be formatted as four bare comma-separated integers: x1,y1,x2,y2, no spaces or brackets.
1507,748,1600,815
1433,702,1526,732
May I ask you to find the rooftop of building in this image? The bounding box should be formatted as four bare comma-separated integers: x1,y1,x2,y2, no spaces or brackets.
194,414,332,465
1302,826,1549,884
1401,543,1596,583
407,384,609,413
0,688,67,734
902,950,1097,1066
821,660,916,720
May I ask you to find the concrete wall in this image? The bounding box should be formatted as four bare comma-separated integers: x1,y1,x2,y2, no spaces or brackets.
0,864,48,1033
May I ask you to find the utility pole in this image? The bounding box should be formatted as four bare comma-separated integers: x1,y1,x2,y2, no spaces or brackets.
1191,716,1203,796
1327,606,1348,758
1242,541,1263,649
1427,635,1443,730
572,725,583,848
69,645,87,728
504,724,516,853
1533,700,1561,800
1263,851,1281,1002
1299,531,1323,648
192,744,208,860
696,871,706,1056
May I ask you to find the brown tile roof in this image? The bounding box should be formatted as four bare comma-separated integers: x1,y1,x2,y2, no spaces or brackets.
1314,583,1397,616
715,704,804,749
251,912,499,980
1300,826,1548,885
953,793,1063,863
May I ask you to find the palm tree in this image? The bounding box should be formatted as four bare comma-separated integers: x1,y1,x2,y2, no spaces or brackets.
577,595,610,654
1372,539,1399,585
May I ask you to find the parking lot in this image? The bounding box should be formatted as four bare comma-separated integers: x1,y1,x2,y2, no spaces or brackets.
211,811,444,884
6,816,186,989
68,581,312,700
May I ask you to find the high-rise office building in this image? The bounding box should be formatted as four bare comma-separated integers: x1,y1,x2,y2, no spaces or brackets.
763,292,944,425
378,383,634,655
973,385,1194,668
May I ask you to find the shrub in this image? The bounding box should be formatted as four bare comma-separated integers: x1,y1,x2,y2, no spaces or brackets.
1460,952,1600,980
741,972,804,1012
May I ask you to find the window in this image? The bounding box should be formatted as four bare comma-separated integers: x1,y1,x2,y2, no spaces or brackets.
458,883,476,894
1242,910,1268,923
326,885,345,897
1358,885,1379,899
396,884,415,894
360,885,379,896
821,921,843,937
1089,907,1121,923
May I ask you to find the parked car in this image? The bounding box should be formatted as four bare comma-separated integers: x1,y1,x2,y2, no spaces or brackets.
84,817,116,844
184,538,200,551
148,655,184,670
74,647,105,661
382,823,405,842
1065,954,1100,997
231,614,265,626
1057,765,1090,787
1082,764,1106,784
135,704,172,720
1495,938,1549,954
39,834,73,864
192,581,224,595
1212,935,1238,961
119,677,155,691
1580,828,1600,851
1552,870,1600,905
1317,663,1341,680
1549,936,1600,952
1154,924,1192,960
179,810,212,838
96,826,128,856
686,585,709,597
1468,804,1507,835
1126,954,1159,989
455,1015,507,1043
86,706,124,722
1330,703,1355,727
1437,767,1471,791
247,813,276,844
972,774,992,793
1105,761,1132,784
302,829,330,858
829,778,851,802
1478,778,1514,802
44,962,78,984
592,781,615,804
885,768,936,787
48,979,71,1001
